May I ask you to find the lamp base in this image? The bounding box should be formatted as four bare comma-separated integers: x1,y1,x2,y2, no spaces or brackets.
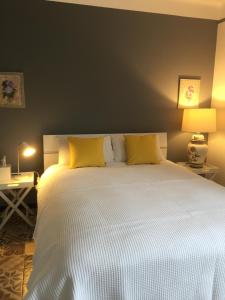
188,162,204,168
11,172,23,180
187,140,208,168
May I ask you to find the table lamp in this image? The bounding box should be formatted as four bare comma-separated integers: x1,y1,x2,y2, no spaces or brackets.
182,108,216,168
17,142,36,174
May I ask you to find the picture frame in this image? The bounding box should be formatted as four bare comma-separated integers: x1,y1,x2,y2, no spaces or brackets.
178,78,200,109
0,72,25,108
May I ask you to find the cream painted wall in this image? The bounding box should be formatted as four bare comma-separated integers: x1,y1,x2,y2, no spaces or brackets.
212,22,225,106
221,4,225,19
208,21,225,185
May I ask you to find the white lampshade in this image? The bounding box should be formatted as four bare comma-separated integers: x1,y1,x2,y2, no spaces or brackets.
182,108,216,133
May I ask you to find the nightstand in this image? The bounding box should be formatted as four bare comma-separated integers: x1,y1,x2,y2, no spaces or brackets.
0,172,37,230
177,162,219,180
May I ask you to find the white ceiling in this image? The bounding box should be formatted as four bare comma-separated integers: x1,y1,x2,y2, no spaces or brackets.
47,0,225,20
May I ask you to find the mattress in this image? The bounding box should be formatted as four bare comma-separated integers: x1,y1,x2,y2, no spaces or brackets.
26,161,225,300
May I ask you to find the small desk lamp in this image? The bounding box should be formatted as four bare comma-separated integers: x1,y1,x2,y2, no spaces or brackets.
17,142,36,174
182,108,216,168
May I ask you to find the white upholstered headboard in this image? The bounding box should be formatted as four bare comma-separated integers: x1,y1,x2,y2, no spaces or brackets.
43,133,168,170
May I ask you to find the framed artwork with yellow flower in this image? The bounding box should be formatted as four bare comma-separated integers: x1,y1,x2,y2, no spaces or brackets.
178,78,200,109
0,73,25,108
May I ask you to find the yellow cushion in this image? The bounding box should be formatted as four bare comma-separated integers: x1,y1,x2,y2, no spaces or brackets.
125,135,160,165
68,137,105,168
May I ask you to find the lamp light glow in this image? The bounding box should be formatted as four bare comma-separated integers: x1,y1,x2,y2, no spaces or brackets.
23,147,36,157
17,142,36,174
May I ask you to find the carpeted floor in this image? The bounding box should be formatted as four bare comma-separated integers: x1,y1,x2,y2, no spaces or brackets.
0,214,36,300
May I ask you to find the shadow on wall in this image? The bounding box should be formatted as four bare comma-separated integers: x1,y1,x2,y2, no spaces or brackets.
0,45,188,173
168,131,192,162
0,0,215,174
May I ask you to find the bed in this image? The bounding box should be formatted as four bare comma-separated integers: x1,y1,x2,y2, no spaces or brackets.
26,133,225,300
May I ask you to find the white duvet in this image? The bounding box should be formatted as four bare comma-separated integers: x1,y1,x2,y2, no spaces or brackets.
26,161,225,300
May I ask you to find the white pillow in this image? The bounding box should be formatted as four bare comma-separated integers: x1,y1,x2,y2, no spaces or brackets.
111,133,165,162
58,135,114,165
111,134,126,162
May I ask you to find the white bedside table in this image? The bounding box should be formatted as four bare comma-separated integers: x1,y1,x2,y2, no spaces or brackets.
0,172,36,230
177,162,219,180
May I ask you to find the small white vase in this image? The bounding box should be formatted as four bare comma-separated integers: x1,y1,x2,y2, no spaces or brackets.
187,141,208,168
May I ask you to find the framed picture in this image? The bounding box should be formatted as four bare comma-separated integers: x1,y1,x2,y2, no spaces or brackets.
0,72,25,108
178,78,200,109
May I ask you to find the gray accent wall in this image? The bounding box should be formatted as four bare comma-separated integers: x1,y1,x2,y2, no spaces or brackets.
0,0,217,173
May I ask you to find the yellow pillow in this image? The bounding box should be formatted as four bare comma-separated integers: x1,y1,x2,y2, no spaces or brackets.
125,135,160,165
68,137,105,168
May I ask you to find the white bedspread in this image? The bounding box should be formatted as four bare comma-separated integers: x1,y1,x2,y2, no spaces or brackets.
26,161,225,300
